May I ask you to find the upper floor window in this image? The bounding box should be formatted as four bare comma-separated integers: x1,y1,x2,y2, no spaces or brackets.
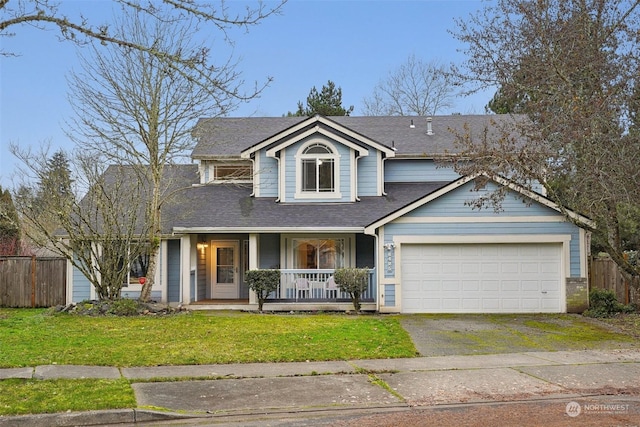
296,142,341,199
199,160,252,184
302,144,334,192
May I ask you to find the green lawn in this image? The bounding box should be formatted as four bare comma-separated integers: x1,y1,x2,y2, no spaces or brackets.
0,309,416,416
0,309,417,368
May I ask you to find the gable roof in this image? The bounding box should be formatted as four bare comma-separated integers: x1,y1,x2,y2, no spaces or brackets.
241,115,394,159
363,173,595,234
192,114,523,159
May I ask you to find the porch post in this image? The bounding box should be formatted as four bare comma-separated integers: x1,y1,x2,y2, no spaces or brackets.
180,234,192,304
248,234,259,304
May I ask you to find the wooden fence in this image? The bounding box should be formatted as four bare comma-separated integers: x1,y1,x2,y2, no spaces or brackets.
0,256,67,308
589,257,638,305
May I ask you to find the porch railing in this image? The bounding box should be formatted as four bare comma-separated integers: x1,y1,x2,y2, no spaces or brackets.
272,269,376,302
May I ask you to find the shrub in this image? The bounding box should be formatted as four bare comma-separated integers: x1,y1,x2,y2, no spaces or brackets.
334,267,370,312
245,269,280,311
107,298,139,316
584,289,635,318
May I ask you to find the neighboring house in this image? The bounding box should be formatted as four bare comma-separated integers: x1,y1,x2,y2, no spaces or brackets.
67,115,593,313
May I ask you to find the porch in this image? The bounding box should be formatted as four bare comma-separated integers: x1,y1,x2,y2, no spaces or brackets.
273,269,376,302
187,268,377,311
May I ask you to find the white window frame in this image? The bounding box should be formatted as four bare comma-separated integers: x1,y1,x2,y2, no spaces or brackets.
294,140,341,199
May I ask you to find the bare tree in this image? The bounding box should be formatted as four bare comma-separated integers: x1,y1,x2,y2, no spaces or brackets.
1,0,285,87
64,9,247,301
11,145,151,299
362,54,455,116
450,0,640,286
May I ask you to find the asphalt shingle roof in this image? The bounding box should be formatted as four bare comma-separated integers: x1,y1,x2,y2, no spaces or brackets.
161,166,449,232
191,115,521,158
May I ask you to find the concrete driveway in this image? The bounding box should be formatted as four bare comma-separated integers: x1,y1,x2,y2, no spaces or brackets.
398,313,637,357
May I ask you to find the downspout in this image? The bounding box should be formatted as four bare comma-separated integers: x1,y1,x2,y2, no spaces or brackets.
274,154,281,203
354,151,365,201
248,157,256,197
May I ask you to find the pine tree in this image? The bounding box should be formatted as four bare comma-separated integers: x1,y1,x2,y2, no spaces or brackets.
290,80,354,117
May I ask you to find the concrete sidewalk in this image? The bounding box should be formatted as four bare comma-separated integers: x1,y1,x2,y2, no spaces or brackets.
2,348,640,426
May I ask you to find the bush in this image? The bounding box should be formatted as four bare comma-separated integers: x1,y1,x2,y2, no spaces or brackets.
584,289,636,318
334,267,370,312
107,298,139,316
245,269,280,311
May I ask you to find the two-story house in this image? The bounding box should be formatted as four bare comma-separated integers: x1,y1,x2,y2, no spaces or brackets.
67,115,592,313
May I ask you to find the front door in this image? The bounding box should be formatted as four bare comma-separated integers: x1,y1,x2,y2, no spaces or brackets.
211,241,239,299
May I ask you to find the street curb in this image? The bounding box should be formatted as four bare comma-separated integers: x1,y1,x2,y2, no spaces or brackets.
0,409,195,427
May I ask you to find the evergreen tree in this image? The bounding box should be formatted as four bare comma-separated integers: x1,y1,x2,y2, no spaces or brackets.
289,80,354,117
0,186,21,255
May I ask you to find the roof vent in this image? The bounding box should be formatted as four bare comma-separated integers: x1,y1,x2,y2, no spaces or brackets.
426,117,433,136
410,119,415,128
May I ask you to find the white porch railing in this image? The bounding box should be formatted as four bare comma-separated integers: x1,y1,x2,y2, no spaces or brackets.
273,269,376,302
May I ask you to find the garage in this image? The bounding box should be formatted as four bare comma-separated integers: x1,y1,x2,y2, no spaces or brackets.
401,243,563,313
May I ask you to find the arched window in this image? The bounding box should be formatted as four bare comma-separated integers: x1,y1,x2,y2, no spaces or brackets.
301,143,335,193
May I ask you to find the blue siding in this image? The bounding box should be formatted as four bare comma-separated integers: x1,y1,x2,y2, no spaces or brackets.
386,222,581,276
72,257,92,302
385,159,460,183
357,154,378,196
167,240,181,302
384,284,395,306
380,181,584,278
282,136,353,202
407,181,559,218
256,151,278,197
120,290,162,300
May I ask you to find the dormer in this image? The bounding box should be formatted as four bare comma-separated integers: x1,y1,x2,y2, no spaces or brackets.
241,116,395,202
197,159,252,185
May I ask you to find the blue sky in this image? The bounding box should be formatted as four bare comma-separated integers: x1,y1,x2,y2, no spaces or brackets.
0,0,492,188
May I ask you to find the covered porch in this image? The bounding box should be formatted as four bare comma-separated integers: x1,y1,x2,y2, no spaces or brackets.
177,231,378,310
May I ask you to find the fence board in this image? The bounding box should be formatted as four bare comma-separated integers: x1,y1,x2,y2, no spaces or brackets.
0,257,67,307
589,257,638,305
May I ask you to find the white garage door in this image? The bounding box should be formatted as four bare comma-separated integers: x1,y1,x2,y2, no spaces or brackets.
401,243,563,313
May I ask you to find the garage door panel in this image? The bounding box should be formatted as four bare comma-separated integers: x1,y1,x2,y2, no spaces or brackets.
462,280,479,291
401,243,563,313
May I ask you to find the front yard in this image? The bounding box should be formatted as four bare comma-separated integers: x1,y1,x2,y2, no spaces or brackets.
0,309,638,416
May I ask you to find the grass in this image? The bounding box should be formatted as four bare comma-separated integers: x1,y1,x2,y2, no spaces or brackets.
0,309,417,368
0,379,135,416
1,309,636,417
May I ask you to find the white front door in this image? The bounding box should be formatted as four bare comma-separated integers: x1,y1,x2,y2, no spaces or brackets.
211,241,239,299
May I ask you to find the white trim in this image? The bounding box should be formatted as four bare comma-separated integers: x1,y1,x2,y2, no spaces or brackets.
253,154,261,197
294,139,342,200
393,216,567,224
579,228,587,277
266,125,369,158
351,149,358,202
174,226,363,233
377,151,384,196
248,236,258,304
392,234,572,245
181,235,191,304
241,115,394,159
278,148,286,201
